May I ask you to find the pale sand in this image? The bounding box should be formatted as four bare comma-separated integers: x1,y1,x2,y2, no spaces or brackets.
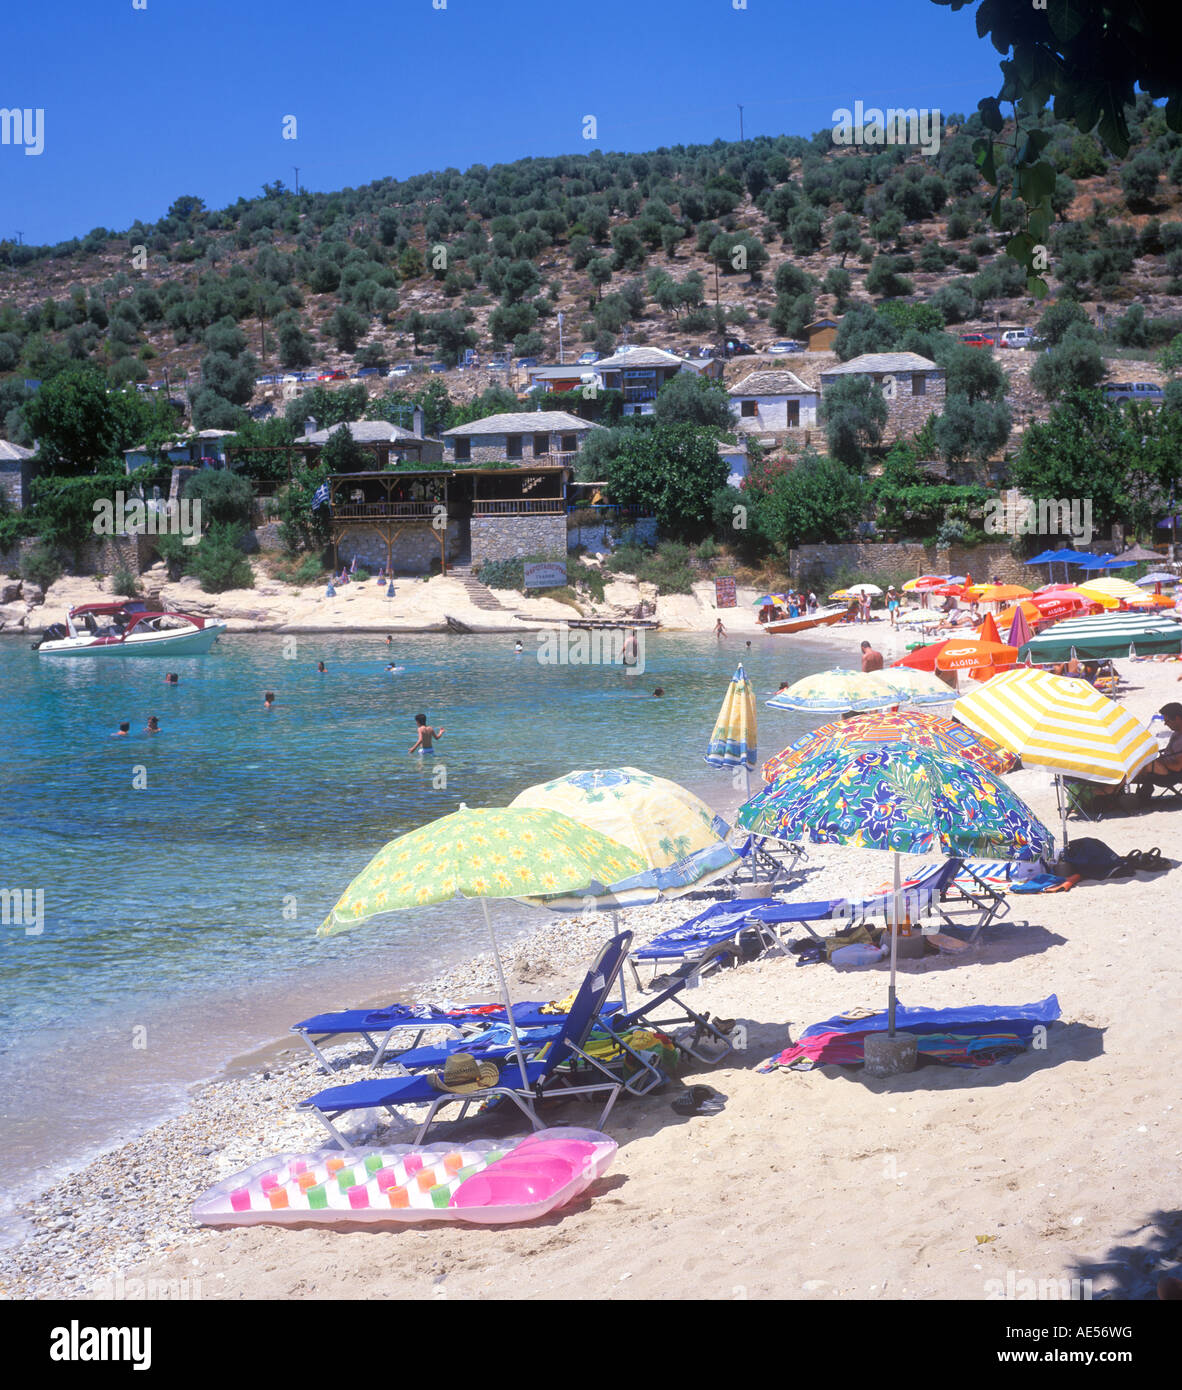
105,651,1182,1301
5,608,1180,1301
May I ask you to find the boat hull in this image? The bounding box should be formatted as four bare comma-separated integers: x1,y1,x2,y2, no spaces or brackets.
760,608,847,635
38,622,227,656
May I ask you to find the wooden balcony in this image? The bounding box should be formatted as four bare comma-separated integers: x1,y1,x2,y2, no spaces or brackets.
331,500,442,521
472,498,566,516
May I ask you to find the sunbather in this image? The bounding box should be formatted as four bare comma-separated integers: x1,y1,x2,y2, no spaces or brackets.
1135,702,1182,802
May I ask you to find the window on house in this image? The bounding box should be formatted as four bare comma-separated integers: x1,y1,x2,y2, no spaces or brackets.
534,434,549,456
506,435,523,460
561,434,577,453
912,374,926,396
740,401,758,417
786,400,800,427
453,437,470,462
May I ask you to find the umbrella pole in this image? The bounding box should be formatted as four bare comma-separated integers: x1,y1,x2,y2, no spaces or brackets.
612,908,628,1013
1055,774,1069,854
480,898,531,1090
888,850,900,1038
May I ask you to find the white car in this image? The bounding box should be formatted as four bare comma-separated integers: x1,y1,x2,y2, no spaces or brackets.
999,329,1035,349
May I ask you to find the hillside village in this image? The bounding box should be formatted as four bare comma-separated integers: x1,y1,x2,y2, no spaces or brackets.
3,98,1182,627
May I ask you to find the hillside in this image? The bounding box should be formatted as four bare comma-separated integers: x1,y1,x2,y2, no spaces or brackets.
2,94,1182,443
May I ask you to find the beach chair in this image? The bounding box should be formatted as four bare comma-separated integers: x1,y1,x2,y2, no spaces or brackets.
858,858,1010,942
292,994,627,1074
722,833,807,889
298,932,661,1146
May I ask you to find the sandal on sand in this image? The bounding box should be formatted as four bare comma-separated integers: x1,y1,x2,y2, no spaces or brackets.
672,1085,725,1116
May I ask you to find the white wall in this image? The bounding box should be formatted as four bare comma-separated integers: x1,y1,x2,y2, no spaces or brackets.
730,394,818,432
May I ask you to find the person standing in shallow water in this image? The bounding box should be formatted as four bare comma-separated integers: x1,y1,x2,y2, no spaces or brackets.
409,713,444,754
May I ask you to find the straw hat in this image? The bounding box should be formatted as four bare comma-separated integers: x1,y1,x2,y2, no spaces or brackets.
428,1052,501,1094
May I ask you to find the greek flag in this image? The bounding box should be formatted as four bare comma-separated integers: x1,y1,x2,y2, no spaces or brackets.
311,482,330,510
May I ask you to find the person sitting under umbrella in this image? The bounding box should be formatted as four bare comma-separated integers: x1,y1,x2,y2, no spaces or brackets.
1135,703,1182,802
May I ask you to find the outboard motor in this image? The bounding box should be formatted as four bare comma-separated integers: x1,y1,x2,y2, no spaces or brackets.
33,622,67,649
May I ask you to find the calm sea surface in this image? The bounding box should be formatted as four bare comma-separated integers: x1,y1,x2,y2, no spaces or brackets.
0,628,835,1214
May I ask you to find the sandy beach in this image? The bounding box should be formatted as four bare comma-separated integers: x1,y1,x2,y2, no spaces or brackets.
2,609,1180,1303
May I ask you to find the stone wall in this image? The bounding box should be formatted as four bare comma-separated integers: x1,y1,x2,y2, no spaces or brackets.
789,539,1048,590
819,369,945,441
336,521,460,576
471,514,567,565
0,458,35,510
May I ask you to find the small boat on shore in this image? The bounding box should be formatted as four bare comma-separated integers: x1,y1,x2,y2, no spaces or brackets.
759,606,848,636
35,601,226,656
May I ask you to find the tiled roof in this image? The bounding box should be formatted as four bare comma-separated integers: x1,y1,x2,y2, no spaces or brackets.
820,352,940,375
442,411,602,437
302,420,429,445
728,370,814,396
0,440,35,460
593,347,688,370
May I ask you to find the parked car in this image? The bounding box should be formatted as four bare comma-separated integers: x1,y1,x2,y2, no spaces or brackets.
576,350,599,364
280,373,300,384
488,353,510,369
297,371,318,381
960,333,996,349
318,369,348,381
999,329,1034,349
254,375,278,386
766,340,802,354
428,362,448,373
354,367,382,377
1103,381,1164,402
387,363,412,377
720,338,756,358
516,356,539,368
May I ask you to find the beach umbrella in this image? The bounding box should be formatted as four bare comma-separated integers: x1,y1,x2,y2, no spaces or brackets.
1118,545,1165,563
964,584,1034,604
934,639,1019,672
751,593,787,606
871,666,960,707
954,667,1160,846
765,667,898,714
318,805,648,1086
902,575,946,592
737,743,1053,1034
511,767,737,903
1019,611,1182,662
1029,592,1098,622
846,583,883,597
705,664,758,796
977,612,1002,644
760,710,1017,784
1140,572,1177,586
1078,577,1155,606
996,600,1042,630
903,610,944,628
1005,605,1035,650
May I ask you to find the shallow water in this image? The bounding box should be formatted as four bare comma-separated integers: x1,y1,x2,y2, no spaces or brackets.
0,628,831,1202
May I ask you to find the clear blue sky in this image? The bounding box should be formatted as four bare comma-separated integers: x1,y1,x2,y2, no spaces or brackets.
2,0,1003,246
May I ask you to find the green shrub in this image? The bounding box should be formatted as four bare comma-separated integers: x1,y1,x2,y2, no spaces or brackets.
477,556,525,589
188,523,253,592
182,468,255,527
353,568,371,583
111,566,140,597
154,532,190,580
21,543,61,589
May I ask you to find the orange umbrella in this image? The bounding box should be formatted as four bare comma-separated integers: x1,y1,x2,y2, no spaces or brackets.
1030,591,1103,620
934,639,1019,671
996,600,1043,629
977,612,1002,644
965,584,1033,603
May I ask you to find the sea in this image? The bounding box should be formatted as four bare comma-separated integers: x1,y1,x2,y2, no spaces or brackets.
0,628,833,1227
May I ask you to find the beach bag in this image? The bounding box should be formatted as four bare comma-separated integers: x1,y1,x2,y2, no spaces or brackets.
1059,836,1124,881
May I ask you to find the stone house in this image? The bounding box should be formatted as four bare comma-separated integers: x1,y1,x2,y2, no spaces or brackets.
819,352,945,438
297,415,444,468
728,370,819,437
441,410,601,465
591,347,719,416
0,439,37,510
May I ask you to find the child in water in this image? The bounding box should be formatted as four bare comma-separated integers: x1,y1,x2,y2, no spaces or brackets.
409,713,444,754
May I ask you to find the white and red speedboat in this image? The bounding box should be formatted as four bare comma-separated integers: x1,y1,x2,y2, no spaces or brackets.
35,601,226,656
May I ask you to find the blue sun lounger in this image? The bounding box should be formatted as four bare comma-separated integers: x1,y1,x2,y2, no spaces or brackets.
299,932,663,1146
292,996,627,1073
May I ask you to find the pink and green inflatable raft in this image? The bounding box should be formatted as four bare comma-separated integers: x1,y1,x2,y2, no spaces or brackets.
192,1127,616,1227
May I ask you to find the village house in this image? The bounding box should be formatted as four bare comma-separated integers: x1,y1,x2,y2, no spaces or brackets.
591,346,720,415
296,413,444,468
728,369,819,437
122,428,235,473
440,409,600,465
819,351,945,437
522,364,598,396
803,318,840,352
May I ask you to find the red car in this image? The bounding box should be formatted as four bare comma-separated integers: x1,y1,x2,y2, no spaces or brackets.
317,369,348,381
960,333,996,349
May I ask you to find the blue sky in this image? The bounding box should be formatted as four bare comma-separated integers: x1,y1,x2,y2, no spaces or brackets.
2,0,1004,245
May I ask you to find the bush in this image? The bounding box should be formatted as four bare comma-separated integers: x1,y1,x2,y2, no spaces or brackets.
605,541,695,594
111,566,140,597
188,523,253,593
182,468,255,527
21,543,61,589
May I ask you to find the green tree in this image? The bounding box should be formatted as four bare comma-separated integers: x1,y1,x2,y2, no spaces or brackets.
319,424,370,473
24,368,168,475
605,424,728,538
652,373,733,430
830,212,863,267
752,448,867,550
822,374,889,469
182,469,255,526
1036,299,1093,346
325,305,368,354
1030,326,1105,399
284,383,368,430
587,257,612,302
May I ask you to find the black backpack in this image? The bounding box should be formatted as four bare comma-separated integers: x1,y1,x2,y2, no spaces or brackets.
1059,836,1125,881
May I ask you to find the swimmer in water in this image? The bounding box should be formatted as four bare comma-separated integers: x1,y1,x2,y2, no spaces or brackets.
409,713,444,754
164,672,179,685
146,716,160,733
113,721,130,736
263,691,276,710
652,687,664,698
317,661,326,673
514,640,523,653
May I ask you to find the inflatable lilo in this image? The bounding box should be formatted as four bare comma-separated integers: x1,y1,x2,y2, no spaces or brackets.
192,1127,616,1227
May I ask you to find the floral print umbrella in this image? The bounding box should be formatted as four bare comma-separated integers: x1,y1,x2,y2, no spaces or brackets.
765,667,898,713
738,743,1052,861
760,711,1018,785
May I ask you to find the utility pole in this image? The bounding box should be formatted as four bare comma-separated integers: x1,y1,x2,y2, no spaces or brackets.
557,311,564,364
738,105,744,142
259,296,266,360
14,231,23,244
293,167,300,196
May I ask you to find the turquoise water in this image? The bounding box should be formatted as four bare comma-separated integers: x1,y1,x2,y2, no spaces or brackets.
0,629,830,1202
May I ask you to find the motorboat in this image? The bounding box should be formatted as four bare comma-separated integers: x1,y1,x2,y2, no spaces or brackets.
759,606,848,635
34,601,226,656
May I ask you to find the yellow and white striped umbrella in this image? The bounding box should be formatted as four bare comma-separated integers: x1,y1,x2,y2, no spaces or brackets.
1077,577,1152,605
953,667,1158,785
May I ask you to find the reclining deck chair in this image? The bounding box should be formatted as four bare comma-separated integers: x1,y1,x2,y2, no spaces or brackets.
721,833,807,889
298,932,661,1146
